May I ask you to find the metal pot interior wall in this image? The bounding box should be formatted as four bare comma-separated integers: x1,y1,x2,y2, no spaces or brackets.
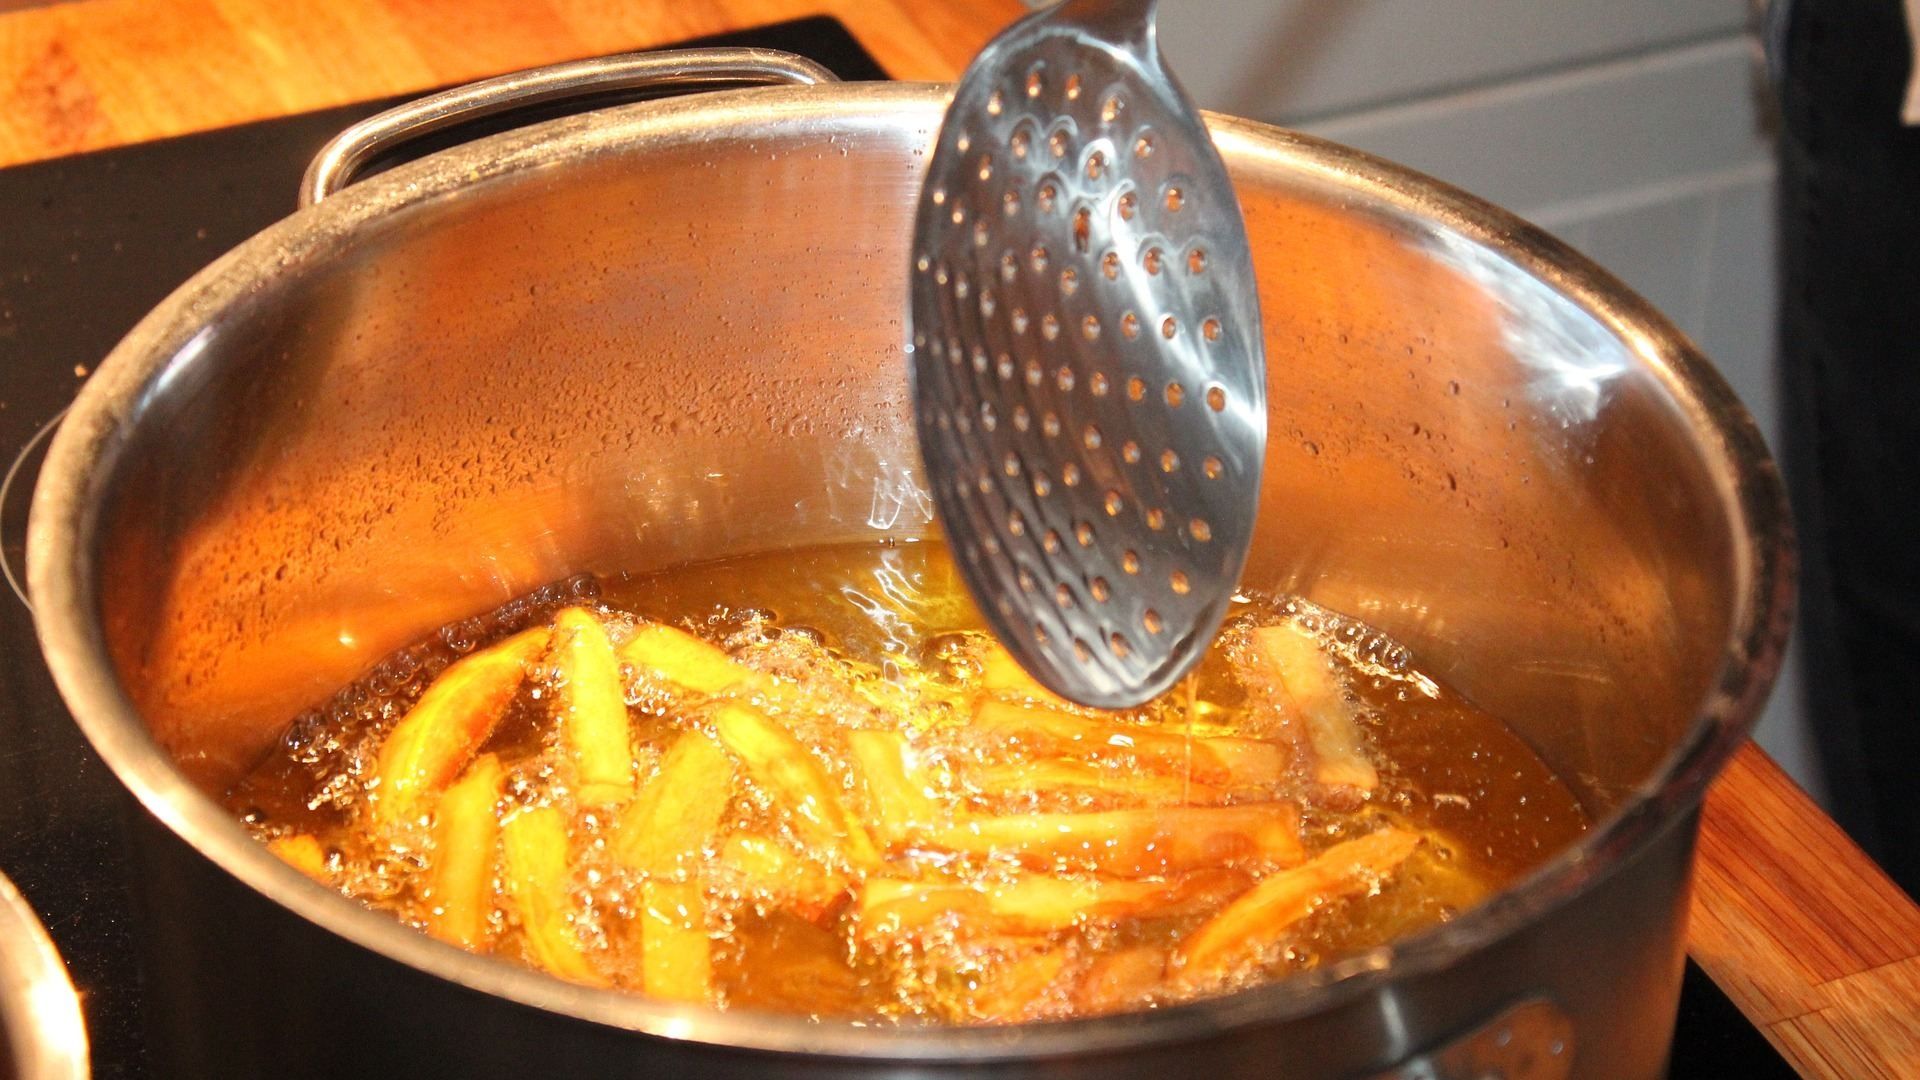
86,92,1743,813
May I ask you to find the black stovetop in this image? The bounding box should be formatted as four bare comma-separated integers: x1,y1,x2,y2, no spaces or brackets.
0,16,1787,1079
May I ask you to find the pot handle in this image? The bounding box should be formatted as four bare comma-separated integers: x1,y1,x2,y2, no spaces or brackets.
299,47,839,207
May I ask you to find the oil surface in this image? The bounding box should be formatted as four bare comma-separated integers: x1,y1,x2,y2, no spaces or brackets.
231,540,1587,1022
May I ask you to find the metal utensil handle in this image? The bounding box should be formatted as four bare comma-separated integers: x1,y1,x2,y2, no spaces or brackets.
299,47,839,206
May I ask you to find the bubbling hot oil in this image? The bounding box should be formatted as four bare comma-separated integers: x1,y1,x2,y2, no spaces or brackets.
230,540,1588,1022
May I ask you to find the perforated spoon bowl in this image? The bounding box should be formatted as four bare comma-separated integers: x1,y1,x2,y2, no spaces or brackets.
908,0,1267,709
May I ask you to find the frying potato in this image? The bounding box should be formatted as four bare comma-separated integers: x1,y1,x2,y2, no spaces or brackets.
426,753,505,949
610,731,735,1001
1174,827,1421,981
859,868,1247,939
711,703,880,869
500,806,606,986
639,879,712,1002
976,641,1073,708
614,731,735,876
909,805,1303,877
713,834,852,925
849,729,941,844
619,623,765,696
965,757,1231,809
964,947,1073,1023
970,700,1288,789
372,628,549,830
1074,946,1168,1016
550,608,633,804
1250,623,1379,796
267,834,328,881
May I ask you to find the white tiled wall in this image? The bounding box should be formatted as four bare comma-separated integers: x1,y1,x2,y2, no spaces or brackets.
1156,1,1822,800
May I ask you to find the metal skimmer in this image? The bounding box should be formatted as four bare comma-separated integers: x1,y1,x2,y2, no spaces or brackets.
908,0,1267,708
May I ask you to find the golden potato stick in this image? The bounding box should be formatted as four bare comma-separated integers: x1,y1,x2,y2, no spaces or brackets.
1174,827,1421,981
714,834,852,925
971,700,1287,789
909,805,1302,877
978,640,1073,708
1074,945,1169,1016
608,733,731,1000
858,868,1246,940
966,948,1072,1023
426,753,505,950
618,623,765,696
711,703,880,869
845,659,948,729
373,627,549,830
500,806,607,987
1251,623,1380,794
849,729,941,845
967,758,1232,808
639,879,712,1003
266,834,328,881
550,608,633,804
613,731,735,876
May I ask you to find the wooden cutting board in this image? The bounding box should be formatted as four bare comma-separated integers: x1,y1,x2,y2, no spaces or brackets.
2,2,1916,1075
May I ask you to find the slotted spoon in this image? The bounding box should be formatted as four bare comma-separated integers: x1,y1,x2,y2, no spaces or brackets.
908,0,1267,709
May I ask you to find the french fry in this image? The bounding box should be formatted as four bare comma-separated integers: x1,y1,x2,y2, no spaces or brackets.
850,729,941,844
267,834,328,881
977,641,1073,708
1174,827,1421,981
372,627,549,830
613,731,735,876
966,758,1231,808
965,947,1072,1023
711,703,880,869
618,623,765,696
859,868,1247,940
426,753,505,949
713,833,852,925
500,806,606,986
908,805,1303,877
639,879,712,1002
1074,945,1168,1015
610,732,733,1000
971,700,1287,789
550,608,633,804
1251,623,1379,795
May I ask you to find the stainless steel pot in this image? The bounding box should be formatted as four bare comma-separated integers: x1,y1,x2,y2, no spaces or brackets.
27,48,1792,1079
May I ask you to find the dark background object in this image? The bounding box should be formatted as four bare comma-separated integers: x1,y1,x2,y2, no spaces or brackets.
0,15,1784,1078
1774,0,1920,897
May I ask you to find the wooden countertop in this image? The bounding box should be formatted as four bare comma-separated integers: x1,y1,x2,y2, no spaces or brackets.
0,0,1023,167
3,2,1916,1076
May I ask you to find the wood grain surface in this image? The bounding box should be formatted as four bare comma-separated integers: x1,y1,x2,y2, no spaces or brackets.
0,0,1026,167
3,2,1917,1076
1693,743,1920,1077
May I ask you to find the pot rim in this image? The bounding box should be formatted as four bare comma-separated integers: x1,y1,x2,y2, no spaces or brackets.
26,81,1795,1061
